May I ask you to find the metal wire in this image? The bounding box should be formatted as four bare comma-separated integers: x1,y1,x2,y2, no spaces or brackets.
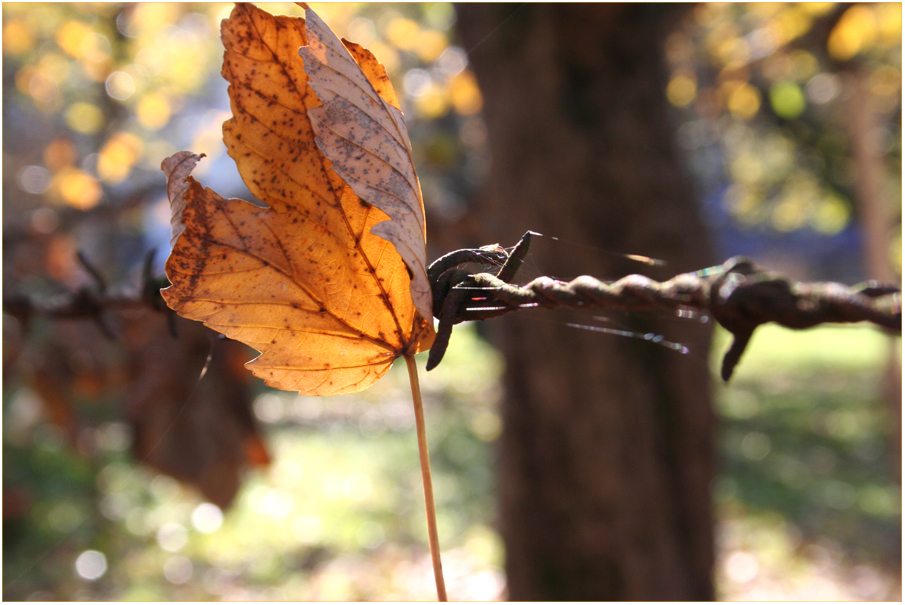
426,233,902,380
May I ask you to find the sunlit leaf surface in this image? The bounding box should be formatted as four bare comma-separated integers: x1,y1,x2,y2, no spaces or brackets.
162,4,434,396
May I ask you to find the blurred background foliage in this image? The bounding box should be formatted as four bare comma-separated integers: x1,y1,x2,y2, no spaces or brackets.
2,2,900,601
664,2,901,286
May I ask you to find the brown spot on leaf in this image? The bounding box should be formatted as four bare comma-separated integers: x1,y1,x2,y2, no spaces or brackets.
160,4,434,397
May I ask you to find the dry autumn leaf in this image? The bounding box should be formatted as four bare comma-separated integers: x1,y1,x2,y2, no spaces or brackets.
300,7,433,327
161,3,435,397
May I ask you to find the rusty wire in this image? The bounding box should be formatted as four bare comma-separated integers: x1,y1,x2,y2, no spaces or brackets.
3,249,177,339
426,232,902,380
5,234,900,382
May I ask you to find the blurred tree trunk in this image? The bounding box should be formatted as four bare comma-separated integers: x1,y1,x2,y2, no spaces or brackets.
457,4,716,600
843,68,902,483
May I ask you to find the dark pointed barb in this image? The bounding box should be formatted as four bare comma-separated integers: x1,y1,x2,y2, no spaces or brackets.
426,232,537,370
720,329,753,382
76,251,108,292
424,239,900,378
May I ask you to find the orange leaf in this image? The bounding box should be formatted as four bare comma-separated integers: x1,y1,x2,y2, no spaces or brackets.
300,7,433,326
161,4,434,396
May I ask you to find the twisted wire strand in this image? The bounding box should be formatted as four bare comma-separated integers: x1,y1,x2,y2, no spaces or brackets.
426,246,901,379
454,267,899,330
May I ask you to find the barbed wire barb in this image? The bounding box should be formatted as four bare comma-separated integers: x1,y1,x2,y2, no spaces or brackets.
4,235,900,382
425,232,902,380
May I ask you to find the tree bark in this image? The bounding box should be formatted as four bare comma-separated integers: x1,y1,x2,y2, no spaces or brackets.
456,4,717,600
843,68,901,483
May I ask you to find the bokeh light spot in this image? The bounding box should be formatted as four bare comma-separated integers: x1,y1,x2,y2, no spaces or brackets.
18,165,51,195
403,68,432,99
769,81,806,120
725,82,761,120
105,71,135,100
75,550,107,581
470,410,501,442
436,46,467,78
81,32,112,63
805,73,840,104
31,207,59,234
828,5,878,61
449,71,482,115
253,393,285,423
191,503,224,534
3,19,35,56
97,132,144,184
812,194,849,234
725,551,759,584
163,556,193,585
292,514,324,545
65,102,105,135
157,522,188,552
136,93,172,130
740,431,771,461
56,20,92,59
667,74,697,107
55,168,102,210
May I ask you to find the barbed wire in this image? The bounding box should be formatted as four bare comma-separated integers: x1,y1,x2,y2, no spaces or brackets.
5,234,900,383
3,249,176,339
426,232,902,380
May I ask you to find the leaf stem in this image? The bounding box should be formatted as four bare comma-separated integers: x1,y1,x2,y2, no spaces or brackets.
404,353,448,601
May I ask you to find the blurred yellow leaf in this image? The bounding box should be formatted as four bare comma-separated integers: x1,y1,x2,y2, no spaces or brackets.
55,20,92,59
98,132,144,184
2,19,34,56
450,71,483,115
415,82,451,119
136,93,172,130
724,81,761,120
876,3,902,47
799,3,835,17
667,74,697,107
122,2,183,38
65,102,105,135
54,168,102,210
828,5,878,61
385,16,421,51
80,31,112,63
773,5,812,45
414,29,448,63
38,52,72,84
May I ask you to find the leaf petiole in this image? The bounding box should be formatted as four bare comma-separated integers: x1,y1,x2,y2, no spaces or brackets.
404,354,448,601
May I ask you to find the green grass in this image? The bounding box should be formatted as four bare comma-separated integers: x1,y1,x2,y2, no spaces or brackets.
711,324,901,600
2,323,507,601
4,322,899,600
